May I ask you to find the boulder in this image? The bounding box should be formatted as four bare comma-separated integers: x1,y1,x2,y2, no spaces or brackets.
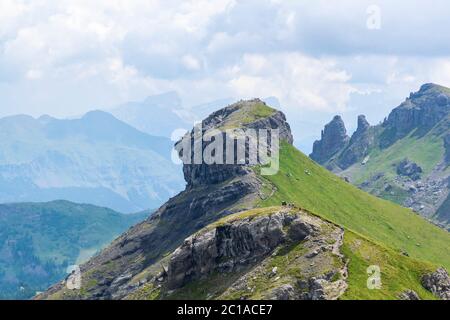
396,159,423,181
398,290,420,300
268,284,297,300
421,268,450,299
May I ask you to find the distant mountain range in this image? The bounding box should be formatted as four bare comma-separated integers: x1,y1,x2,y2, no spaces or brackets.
0,110,184,212
109,92,189,138
310,83,450,230
0,200,146,299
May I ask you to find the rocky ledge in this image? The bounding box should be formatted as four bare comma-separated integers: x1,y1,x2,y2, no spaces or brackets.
127,206,348,300
422,267,450,300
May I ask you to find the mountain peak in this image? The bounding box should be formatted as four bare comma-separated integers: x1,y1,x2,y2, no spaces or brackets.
310,115,349,165
176,99,293,187
380,83,450,147
419,83,439,92
356,115,370,133
418,83,450,93
82,110,117,121
143,91,181,107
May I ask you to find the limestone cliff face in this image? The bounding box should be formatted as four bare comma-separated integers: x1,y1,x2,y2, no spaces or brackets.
131,207,348,300
381,83,450,148
337,115,374,169
166,210,317,290
178,99,293,188
310,116,349,165
37,99,294,300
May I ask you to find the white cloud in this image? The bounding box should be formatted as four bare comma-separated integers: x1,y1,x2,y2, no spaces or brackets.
227,53,354,112
181,55,201,71
1,0,450,125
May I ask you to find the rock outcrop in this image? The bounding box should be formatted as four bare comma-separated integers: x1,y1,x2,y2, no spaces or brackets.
396,159,423,181
381,83,450,148
140,207,348,300
337,115,374,169
310,116,349,165
178,99,293,188
166,210,315,289
422,268,450,300
36,99,294,300
398,290,420,300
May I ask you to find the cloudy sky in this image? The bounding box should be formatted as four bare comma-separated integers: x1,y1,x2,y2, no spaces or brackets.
1,0,450,150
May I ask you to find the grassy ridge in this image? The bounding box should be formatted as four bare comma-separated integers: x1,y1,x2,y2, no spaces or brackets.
348,130,444,185
341,231,436,300
258,142,450,271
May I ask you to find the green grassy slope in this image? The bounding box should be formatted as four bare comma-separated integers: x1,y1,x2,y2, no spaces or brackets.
347,129,444,186
258,142,450,270
341,231,436,300
217,100,276,130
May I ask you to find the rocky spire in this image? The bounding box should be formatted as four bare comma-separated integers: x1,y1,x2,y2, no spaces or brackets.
310,115,349,165
337,114,373,170
356,115,370,133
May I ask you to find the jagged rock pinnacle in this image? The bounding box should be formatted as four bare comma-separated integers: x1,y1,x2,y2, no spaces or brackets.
310,115,349,165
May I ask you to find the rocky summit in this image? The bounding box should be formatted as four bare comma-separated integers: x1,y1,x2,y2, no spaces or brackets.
37,99,450,300
310,115,349,165
310,83,450,229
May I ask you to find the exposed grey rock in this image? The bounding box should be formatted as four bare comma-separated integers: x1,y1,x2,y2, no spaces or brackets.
166,211,295,289
381,83,450,148
287,219,319,242
422,268,450,300
311,114,374,170
268,284,297,300
356,114,370,133
177,99,293,188
297,275,347,300
310,116,349,165
396,159,423,181
337,115,374,169
164,210,348,301
399,290,420,300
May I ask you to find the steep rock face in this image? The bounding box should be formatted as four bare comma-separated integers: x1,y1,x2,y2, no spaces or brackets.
126,207,348,301
398,290,420,300
310,116,349,165
179,99,293,188
166,211,317,289
311,114,374,170
422,268,450,300
381,83,450,148
37,100,294,300
337,115,373,169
